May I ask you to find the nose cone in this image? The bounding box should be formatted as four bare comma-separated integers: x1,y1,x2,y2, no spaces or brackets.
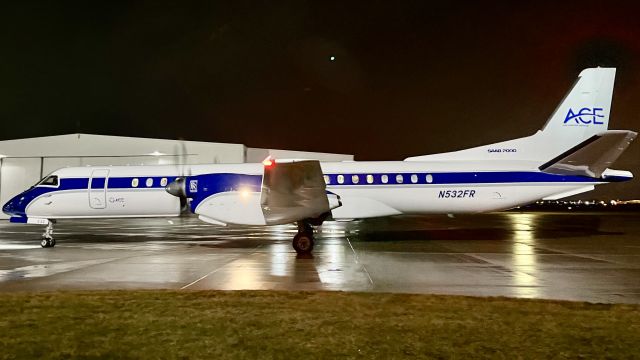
2,199,13,216
166,177,187,198
2,194,25,217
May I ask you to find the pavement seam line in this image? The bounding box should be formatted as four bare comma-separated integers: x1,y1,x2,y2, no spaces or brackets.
346,236,374,286
180,244,262,290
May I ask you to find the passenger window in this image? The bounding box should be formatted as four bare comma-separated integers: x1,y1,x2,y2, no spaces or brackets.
366,174,374,184
337,175,344,184
146,178,153,187
381,174,388,184
426,174,433,183
132,178,139,188
352,175,359,184
411,174,418,183
323,175,330,184
160,178,168,187
396,174,404,184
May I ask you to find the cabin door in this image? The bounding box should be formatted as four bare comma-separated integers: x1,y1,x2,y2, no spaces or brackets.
89,169,110,209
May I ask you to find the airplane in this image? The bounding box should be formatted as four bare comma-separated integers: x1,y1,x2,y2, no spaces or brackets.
3,67,636,253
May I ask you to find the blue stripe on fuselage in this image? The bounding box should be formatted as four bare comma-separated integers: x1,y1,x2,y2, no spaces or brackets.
105,176,179,189
322,171,624,186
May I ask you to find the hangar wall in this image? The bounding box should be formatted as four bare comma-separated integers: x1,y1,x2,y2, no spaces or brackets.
0,134,353,219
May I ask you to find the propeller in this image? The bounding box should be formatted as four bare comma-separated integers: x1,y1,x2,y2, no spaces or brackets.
166,176,187,198
166,139,192,213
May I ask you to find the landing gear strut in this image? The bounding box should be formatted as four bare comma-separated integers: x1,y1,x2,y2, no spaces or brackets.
40,220,56,248
293,221,314,254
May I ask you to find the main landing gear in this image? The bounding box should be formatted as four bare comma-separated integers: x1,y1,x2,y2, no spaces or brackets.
292,221,314,254
40,220,56,248
292,214,329,255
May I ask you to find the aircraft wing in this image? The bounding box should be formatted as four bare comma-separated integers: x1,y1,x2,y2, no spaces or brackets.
261,160,340,225
539,130,637,178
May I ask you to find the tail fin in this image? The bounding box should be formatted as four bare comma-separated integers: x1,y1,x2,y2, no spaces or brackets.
405,67,619,164
540,67,615,141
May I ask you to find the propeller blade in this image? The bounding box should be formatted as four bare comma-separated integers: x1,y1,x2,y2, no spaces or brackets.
169,138,192,215
180,140,189,176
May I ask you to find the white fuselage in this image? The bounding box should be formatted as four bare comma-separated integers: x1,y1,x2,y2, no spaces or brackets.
3,160,621,224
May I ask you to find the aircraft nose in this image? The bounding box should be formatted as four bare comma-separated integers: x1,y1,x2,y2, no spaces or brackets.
3,194,26,217
2,198,16,216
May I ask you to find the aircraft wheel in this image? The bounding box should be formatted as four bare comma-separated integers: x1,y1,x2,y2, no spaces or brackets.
293,232,314,254
40,237,55,248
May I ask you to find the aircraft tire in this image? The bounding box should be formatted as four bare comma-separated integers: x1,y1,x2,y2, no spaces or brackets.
41,237,55,248
293,232,314,254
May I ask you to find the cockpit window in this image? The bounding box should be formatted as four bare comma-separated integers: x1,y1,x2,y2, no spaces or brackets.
37,175,59,187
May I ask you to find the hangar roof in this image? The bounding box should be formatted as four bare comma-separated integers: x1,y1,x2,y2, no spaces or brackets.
0,134,354,163
0,133,244,159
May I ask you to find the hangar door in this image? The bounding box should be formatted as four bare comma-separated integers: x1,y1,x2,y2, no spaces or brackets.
89,169,109,209
0,158,42,219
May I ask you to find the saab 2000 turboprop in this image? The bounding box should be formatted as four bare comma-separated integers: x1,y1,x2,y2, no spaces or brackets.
3,67,636,253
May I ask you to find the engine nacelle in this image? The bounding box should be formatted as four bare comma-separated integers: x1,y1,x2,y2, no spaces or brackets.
194,191,265,225
194,191,341,226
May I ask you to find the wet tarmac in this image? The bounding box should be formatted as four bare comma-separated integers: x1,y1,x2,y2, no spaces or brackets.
0,212,639,303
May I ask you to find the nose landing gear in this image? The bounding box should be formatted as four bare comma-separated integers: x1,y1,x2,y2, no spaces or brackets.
40,220,56,248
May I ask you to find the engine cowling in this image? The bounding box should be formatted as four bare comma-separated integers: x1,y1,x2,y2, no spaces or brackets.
194,191,341,225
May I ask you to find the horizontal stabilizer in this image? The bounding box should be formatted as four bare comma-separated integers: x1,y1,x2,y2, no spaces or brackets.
539,130,637,178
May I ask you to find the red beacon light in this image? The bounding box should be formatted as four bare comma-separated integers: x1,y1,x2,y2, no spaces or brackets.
262,157,275,167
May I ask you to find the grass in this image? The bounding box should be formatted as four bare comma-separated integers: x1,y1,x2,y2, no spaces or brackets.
0,291,639,359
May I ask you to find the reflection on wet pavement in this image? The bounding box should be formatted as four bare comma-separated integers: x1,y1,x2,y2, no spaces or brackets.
0,212,639,303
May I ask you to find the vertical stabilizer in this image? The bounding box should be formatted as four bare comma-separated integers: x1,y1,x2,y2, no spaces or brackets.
541,67,615,140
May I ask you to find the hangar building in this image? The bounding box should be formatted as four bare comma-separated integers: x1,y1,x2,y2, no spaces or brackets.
0,134,353,219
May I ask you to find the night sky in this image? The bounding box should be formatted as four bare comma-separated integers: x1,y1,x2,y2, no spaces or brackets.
1,1,639,197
